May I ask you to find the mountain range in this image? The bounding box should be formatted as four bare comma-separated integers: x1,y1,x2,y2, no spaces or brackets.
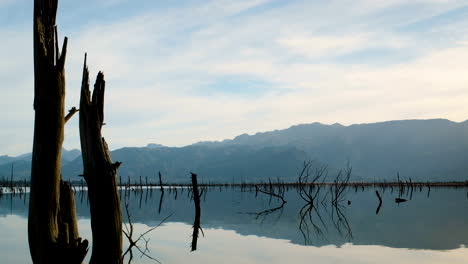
1,119,468,183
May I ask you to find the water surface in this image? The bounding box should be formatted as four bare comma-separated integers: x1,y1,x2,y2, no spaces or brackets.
1,186,467,263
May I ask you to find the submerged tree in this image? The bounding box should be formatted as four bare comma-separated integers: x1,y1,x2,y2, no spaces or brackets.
29,1,123,263
79,55,123,263
28,0,87,263
190,172,203,251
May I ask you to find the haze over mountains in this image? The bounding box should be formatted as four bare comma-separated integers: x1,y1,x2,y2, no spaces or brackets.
1,119,468,183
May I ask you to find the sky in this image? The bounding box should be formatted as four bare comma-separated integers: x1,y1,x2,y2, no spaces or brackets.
1,0,468,155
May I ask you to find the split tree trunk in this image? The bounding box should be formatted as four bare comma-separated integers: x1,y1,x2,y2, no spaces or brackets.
29,0,87,263
79,55,123,264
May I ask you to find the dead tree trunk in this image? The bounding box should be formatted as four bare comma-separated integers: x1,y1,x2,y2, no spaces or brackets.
158,171,164,214
159,171,164,193
79,55,123,264
191,172,202,251
28,1,87,263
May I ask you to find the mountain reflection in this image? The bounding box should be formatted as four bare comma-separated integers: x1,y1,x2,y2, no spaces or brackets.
1,186,468,251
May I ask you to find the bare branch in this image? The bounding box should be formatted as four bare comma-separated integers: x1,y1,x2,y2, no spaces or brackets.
64,107,79,123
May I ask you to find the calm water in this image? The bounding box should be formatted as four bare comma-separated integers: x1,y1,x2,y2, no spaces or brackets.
1,186,468,263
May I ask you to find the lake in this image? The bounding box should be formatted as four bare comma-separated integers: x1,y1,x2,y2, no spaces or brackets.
1,185,468,263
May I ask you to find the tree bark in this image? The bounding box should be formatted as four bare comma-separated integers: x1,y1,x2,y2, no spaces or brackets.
29,0,87,263
79,55,123,264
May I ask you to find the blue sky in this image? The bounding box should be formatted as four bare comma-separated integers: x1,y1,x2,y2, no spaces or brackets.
1,0,468,155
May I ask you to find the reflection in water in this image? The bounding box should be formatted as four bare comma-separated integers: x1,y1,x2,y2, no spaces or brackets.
122,194,172,263
1,215,468,264
290,162,354,245
375,190,382,215
246,185,287,219
158,191,164,215
298,202,325,244
158,172,165,214
190,173,203,252
395,197,408,203
1,185,468,263
296,189,353,245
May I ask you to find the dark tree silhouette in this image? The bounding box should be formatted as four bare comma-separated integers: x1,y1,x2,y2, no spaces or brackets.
29,1,124,263
158,171,165,214
80,55,123,263
28,0,88,263
191,172,203,251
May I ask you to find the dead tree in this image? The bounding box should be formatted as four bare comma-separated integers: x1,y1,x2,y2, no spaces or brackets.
298,160,327,205
79,55,123,263
122,198,168,264
331,166,352,206
191,172,203,251
158,171,164,193
158,172,164,214
28,0,87,263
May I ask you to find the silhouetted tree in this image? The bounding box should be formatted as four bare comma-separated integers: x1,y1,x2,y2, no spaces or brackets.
80,55,123,263
29,1,124,263
28,0,87,263
191,172,203,251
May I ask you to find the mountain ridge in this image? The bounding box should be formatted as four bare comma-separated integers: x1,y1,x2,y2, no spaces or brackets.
1,118,467,182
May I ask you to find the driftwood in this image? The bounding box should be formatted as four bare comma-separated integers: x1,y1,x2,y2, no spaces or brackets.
28,0,87,263
79,55,123,263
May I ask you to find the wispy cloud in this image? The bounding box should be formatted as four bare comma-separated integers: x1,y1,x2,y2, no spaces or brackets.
1,0,468,154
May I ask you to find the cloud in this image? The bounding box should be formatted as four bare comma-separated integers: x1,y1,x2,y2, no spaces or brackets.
277,35,370,59
1,0,468,154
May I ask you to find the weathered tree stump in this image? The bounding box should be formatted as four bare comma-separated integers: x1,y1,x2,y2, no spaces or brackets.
79,55,123,264
28,1,87,263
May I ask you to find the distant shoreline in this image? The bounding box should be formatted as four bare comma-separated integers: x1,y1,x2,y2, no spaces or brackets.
1,180,467,192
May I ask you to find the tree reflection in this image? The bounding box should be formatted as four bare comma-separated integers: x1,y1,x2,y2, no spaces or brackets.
246,185,287,220
190,172,204,252
298,202,327,244
122,197,171,264
296,194,354,244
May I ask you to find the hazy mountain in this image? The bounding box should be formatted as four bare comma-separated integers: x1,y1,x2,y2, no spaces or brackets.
63,145,306,183
61,149,81,163
146,143,167,149
0,148,81,181
214,119,468,180
0,155,17,166
2,119,468,182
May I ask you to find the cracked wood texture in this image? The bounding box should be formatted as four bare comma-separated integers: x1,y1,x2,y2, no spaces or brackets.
29,0,88,263
80,55,123,264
